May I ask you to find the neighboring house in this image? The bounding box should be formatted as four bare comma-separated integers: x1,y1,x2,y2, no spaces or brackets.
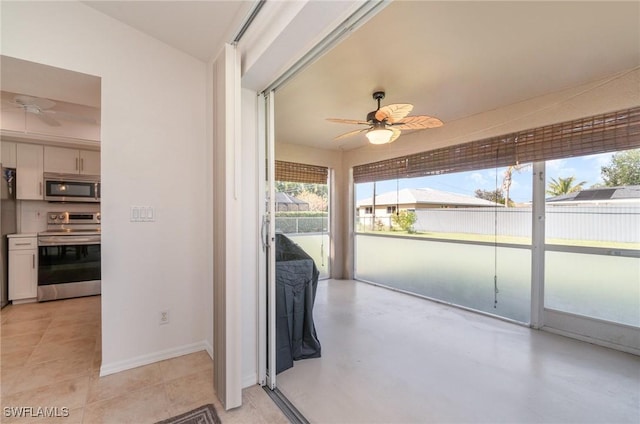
357,187,502,219
546,185,640,206
275,192,310,211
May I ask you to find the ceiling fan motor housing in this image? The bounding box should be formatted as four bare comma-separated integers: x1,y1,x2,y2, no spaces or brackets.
366,110,380,123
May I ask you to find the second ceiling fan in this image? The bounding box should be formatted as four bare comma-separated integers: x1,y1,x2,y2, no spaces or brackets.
327,91,443,145
7,95,97,127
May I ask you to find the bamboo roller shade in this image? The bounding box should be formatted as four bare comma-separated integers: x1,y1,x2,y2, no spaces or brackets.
353,106,640,183
275,160,328,184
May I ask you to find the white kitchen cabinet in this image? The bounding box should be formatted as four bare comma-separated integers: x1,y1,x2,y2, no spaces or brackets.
1,141,17,168
16,143,44,200
8,235,38,302
80,150,100,175
44,146,100,175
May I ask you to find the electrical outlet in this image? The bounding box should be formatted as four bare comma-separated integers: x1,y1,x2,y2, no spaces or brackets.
159,310,170,325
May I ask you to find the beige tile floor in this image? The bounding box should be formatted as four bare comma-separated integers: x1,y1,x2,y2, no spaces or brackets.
0,296,288,424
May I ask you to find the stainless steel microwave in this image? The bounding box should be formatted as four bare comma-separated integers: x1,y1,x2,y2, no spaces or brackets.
44,173,100,202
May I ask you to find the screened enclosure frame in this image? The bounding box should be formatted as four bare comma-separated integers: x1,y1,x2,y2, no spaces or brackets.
352,106,640,354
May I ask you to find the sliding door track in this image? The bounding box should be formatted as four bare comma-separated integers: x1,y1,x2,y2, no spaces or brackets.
263,387,310,424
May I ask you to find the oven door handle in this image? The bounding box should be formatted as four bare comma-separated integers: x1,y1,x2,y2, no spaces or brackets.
38,236,101,246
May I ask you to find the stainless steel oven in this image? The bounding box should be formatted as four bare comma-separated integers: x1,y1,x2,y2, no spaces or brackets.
37,211,101,301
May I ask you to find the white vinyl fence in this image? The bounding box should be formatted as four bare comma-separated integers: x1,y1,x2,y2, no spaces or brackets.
411,205,639,243
357,205,640,243
414,208,531,237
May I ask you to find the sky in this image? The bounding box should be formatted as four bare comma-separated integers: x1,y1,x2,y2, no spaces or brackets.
355,151,617,203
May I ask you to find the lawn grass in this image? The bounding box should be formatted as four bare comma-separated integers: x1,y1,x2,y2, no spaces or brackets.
357,229,640,250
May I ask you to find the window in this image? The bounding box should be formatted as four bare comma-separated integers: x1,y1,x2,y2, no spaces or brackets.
353,107,640,327
275,161,330,279
354,165,533,323
544,149,640,326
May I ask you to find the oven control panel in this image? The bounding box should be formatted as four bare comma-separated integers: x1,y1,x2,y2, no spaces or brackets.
47,212,101,225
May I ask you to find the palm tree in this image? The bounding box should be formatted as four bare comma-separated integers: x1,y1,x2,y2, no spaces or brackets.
502,163,531,207
546,176,587,196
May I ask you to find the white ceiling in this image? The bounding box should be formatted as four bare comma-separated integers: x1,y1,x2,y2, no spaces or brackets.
274,1,640,151
2,1,638,152
82,1,254,62
0,56,101,108
1,1,253,109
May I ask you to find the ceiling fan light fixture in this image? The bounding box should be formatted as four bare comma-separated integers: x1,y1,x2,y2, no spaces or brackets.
366,127,393,144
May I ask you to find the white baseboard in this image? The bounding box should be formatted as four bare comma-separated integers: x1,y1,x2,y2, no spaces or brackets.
542,326,640,356
100,341,210,377
204,340,213,359
11,298,37,305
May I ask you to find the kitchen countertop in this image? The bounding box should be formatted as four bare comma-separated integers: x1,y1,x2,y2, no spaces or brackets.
7,233,38,238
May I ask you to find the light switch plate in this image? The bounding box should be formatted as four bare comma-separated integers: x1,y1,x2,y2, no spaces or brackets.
130,206,155,222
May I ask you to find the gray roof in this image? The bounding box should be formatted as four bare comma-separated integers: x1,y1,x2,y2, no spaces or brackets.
546,185,640,203
275,192,308,205
357,187,501,208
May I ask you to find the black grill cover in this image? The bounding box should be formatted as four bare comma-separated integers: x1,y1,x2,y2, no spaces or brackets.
275,234,322,374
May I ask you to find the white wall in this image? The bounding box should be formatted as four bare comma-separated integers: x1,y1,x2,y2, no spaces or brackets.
2,1,211,373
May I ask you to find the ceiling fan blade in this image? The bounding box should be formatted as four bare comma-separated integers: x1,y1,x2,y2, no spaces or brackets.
34,112,61,127
375,103,413,123
14,95,56,110
388,127,402,143
334,128,369,140
392,115,444,130
327,118,370,125
46,110,97,125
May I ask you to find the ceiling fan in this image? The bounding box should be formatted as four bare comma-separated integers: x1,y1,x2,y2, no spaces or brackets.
327,91,443,145
5,95,97,127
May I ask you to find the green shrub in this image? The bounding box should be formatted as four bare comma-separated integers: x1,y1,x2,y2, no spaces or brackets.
391,210,417,233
